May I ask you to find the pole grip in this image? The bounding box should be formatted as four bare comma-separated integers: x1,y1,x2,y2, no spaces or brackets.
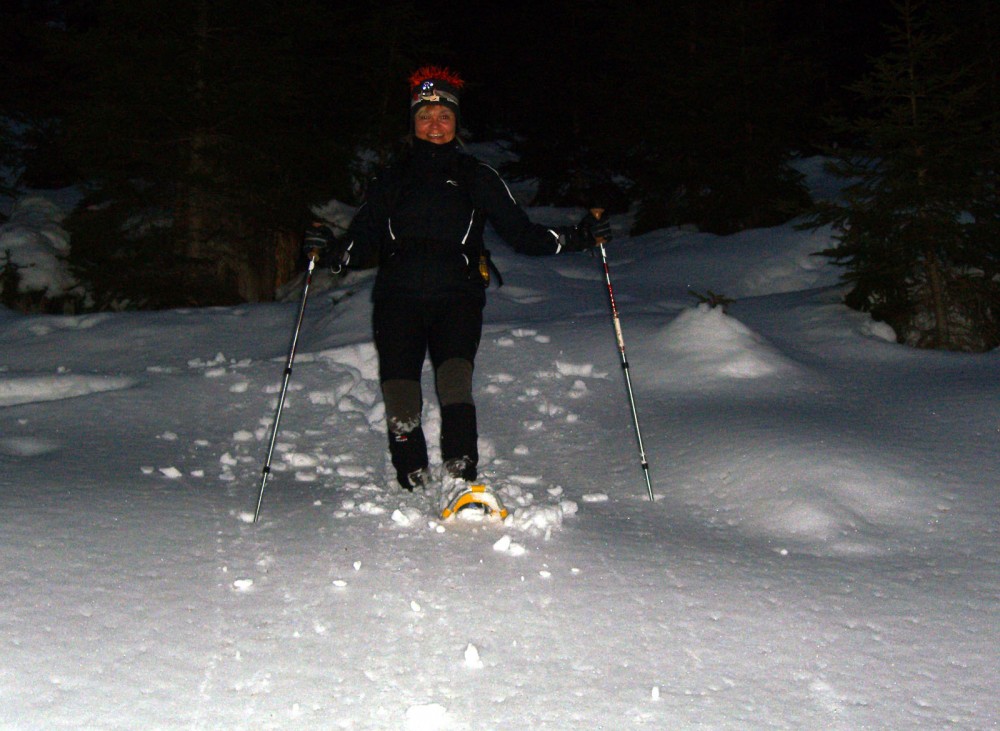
589,208,608,246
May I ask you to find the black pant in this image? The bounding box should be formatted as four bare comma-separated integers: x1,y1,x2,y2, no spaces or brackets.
373,297,482,483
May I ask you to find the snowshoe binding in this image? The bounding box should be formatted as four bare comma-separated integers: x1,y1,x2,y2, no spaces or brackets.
441,482,509,521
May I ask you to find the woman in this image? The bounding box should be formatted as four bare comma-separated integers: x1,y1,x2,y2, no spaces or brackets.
305,66,611,490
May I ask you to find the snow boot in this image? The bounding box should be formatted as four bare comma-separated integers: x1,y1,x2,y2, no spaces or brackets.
440,404,478,478
444,456,477,482
404,467,432,491
389,427,429,491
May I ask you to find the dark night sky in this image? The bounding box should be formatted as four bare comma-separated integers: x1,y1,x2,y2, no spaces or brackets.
404,0,896,137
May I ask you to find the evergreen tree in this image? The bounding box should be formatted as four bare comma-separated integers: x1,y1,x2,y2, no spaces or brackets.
501,1,814,233
52,0,429,309
498,0,632,212
0,0,75,191
951,0,1000,324
629,0,813,234
814,0,1000,351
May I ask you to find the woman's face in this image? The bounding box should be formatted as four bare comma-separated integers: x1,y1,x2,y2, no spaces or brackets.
413,104,457,144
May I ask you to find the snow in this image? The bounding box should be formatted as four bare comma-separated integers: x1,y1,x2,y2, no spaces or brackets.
0,191,81,298
2,159,999,729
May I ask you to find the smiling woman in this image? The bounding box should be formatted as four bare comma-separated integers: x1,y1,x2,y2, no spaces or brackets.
301,66,612,492
413,105,457,145
408,65,464,143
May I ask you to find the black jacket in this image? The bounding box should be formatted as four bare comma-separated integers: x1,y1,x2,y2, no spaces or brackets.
344,138,572,303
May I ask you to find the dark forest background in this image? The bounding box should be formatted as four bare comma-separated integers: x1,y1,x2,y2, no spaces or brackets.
1,0,998,349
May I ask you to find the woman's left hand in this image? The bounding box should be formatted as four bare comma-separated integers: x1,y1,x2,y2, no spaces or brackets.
568,211,613,250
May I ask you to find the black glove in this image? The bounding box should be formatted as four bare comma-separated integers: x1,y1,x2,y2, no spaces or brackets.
303,222,337,261
578,210,613,247
562,211,613,252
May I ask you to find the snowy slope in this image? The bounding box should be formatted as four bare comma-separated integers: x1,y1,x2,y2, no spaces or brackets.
1,163,998,729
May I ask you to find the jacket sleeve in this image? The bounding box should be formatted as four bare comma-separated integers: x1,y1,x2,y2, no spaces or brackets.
340,175,389,269
473,162,574,256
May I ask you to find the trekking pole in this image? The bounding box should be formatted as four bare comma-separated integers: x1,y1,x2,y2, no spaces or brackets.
253,255,317,522
591,208,654,502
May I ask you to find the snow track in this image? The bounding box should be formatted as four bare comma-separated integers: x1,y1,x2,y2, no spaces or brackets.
1,175,998,728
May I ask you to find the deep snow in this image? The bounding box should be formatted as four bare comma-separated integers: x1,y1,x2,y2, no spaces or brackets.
1,159,998,729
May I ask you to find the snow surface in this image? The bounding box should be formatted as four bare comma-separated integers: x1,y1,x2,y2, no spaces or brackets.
0,190,81,299
2,159,999,729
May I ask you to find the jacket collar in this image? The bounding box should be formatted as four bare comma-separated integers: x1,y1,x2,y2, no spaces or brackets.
411,137,460,161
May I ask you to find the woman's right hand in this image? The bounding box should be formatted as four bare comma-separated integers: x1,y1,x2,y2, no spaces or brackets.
303,222,338,261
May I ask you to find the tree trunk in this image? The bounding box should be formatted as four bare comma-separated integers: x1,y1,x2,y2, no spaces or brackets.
185,0,210,261
274,229,299,292
923,246,950,347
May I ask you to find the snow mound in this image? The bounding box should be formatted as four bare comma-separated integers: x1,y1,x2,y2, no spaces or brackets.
736,226,838,296
0,195,78,297
316,342,379,380
0,374,136,407
685,447,936,556
652,304,800,384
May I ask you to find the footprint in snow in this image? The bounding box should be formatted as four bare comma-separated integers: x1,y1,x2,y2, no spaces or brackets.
0,436,59,457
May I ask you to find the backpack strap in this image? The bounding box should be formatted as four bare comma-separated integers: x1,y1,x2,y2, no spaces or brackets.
455,153,504,288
